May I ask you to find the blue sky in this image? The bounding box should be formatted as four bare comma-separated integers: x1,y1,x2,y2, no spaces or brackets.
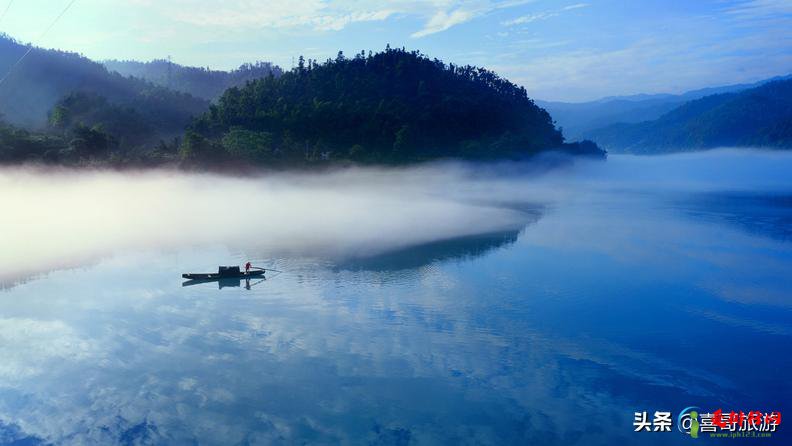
0,0,790,101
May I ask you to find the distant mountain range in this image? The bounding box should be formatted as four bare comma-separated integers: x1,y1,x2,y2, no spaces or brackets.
0,34,208,132
585,79,792,153
537,75,792,141
103,59,282,101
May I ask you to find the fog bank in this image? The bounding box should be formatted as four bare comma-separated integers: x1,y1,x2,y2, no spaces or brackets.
0,164,532,284
2,149,791,284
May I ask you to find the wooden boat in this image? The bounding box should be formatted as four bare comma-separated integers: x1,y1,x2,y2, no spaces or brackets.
182,266,265,280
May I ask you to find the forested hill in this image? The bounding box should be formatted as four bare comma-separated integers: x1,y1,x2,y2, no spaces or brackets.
104,59,283,101
0,34,208,131
184,47,603,165
587,78,792,153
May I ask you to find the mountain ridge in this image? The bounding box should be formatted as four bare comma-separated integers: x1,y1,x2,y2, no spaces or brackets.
0,33,208,133
586,78,792,153
537,74,792,139
103,59,283,101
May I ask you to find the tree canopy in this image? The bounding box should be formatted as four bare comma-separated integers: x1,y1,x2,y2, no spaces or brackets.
185,47,603,166
104,59,283,101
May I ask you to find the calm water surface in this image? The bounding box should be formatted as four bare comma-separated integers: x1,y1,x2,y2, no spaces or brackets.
0,152,790,445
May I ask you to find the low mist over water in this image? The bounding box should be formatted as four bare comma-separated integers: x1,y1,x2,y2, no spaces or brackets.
2,149,791,284
1,164,533,284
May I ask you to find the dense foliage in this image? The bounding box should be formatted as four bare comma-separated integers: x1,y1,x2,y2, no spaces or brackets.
186,47,603,165
0,91,186,166
50,93,156,147
588,79,792,153
0,33,208,130
104,59,283,100
0,111,179,166
0,118,65,163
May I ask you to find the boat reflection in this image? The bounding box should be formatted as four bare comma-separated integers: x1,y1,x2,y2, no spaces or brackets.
181,277,267,289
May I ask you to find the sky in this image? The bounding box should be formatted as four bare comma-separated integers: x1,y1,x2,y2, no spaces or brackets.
0,0,790,101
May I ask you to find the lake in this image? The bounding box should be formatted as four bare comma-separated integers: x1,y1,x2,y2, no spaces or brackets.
0,150,790,445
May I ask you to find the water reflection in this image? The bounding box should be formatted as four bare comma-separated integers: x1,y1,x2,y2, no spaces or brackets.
334,229,523,272
0,251,638,445
0,421,45,445
181,277,268,289
1,152,792,444
1,203,789,445
673,192,792,241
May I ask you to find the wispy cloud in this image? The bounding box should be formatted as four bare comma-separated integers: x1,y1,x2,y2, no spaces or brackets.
412,9,475,37
503,11,557,25
493,30,792,101
563,3,589,11
409,0,538,37
127,0,535,38
503,2,589,26
167,0,395,30
723,0,792,19
127,0,398,30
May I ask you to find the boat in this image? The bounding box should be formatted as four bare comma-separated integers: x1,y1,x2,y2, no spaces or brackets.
182,266,265,280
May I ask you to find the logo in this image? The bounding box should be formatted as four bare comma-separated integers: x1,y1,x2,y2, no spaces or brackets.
678,407,702,438
634,407,782,439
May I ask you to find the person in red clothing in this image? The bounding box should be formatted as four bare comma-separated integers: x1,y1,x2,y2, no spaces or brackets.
245,261,252,273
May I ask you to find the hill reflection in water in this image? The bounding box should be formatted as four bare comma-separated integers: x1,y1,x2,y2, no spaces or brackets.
336,230,524,272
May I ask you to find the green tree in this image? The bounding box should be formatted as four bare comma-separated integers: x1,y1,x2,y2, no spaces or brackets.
179,130,217,162
221,128,274,161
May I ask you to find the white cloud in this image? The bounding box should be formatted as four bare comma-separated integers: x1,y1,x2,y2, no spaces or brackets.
494,31,792,101
410,0,538,38
503,2,588,26
411,8,477,37
563,3,589,11
0,318,96,381
724,0,792,20
127,0,397,29
126,0,535,38
503,11,557,25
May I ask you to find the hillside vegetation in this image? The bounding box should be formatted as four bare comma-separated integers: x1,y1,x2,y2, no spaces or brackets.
184,47,603,166
104,59,283,101
0,33,208,134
